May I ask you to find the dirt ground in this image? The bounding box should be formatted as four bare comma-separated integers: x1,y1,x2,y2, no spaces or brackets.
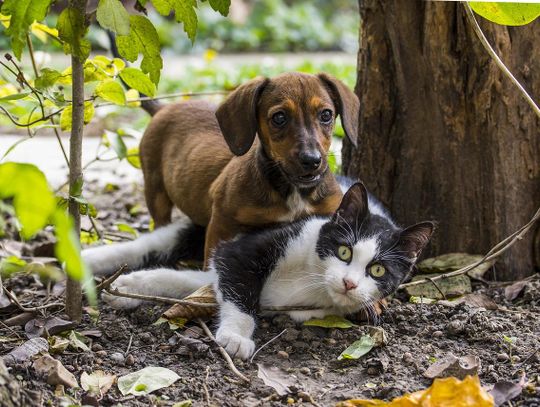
1,182,539,406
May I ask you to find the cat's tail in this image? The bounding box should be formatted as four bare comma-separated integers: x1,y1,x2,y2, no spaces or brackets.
82,218,205,276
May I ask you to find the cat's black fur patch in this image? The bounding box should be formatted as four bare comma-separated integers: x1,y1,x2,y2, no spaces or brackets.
214,221,306,315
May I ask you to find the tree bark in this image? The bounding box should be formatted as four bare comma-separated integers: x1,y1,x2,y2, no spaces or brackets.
344,1,540,280
65,0,88,322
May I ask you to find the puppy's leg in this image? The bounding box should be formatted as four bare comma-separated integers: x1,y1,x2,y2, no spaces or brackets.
144,170,173,227
103,268,217,309
82,219,204,276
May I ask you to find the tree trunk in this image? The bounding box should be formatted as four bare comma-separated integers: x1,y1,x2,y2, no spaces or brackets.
343,1,540,280
65,0,88,322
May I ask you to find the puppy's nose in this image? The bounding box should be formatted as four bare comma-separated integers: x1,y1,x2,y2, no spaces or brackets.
299,151,322,170
343,278,357,291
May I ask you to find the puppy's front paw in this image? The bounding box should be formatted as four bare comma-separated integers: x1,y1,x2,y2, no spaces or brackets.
102,275,143,309
216,328,255,360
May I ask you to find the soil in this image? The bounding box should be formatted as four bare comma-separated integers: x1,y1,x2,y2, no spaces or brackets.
1,182,539,406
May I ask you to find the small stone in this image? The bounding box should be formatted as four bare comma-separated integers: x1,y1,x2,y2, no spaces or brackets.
402,352,413,363
446,320,464,335
324,338,337,346
298,391,311,402
110,352,125,364
367,367,379,375
64,365,75,372
95,358,103,365
91,343,103,352
299,367,311,375
512,356,521,363
261,321,270,329
432,330,444,338
95,350,107,358
282,329,300,342
139,332,153,343
125,354,135,366
497,353,509,362
277,351,289,359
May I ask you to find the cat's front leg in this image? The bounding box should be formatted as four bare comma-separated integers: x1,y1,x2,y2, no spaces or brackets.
215,301,256,360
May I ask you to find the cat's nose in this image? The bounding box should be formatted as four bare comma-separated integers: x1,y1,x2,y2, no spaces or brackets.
343,278,357,291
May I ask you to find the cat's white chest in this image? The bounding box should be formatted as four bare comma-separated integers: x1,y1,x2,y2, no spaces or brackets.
278,190,312,222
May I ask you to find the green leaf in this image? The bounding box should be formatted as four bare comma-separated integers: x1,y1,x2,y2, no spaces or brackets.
117,366,180,396
338,335,375,360
59,102,94,131
173,401,192,407
116,222,138,237
303,315,356,329
0,162,56,238
1,0,53,59
116,15,162,85
0,92,32,102
151,0,197,42
119,67,156,97
470,2,540,26
127,147,141,169
35,68,62,89
56,7,91,60
104,130,128,159
96,0,130,36
95,80,126,105
0,255,27,276
66,330,90,351
208,0,230,16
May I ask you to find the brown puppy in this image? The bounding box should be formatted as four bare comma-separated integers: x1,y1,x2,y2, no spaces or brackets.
139,72,359,262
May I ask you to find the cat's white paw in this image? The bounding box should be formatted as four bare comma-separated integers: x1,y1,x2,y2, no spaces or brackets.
216,328,255,360
101,275,144,309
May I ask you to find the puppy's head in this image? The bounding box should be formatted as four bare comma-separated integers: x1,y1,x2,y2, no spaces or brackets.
215,72,359,189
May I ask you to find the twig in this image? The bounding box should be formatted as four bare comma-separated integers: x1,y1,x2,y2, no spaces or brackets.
202,366,211,404
103,287,218,307
399,205,540,290
2,285,64,312
94,90,230,108
426,277,447,300
463,2,540,119
95,265,128,291
197,318,250,383
249,329,287,363
125,334,133,356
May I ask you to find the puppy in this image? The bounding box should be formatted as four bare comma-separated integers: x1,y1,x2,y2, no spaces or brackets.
139,72,359,262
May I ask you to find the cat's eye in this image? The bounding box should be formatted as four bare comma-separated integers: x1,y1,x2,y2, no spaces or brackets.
369,264,386,278
337,245,352,262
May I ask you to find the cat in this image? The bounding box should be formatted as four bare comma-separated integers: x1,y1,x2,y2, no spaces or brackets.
83,181,434,360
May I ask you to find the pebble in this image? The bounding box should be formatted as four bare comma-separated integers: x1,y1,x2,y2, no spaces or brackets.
277,351,289,359
91,343,103,352
95,350,107,358
95,358,103,365
139,332,153,343
432,330,444,338
512,356,521,363
367,367,379,375
125,354,135,366
110,352,125,364
298,391,311,402
299,367,311,375
446,320,464,335
402,352,413,364
323,338,337,346
497,353,509,362
64,365,75,372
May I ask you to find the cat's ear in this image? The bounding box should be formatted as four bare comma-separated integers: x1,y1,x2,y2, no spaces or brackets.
398,222,435,260
332,182,369,226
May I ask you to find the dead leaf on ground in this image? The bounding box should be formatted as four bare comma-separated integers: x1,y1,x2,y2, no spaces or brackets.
33,354,78,388
48,336,70,354
504,280,528,301
405,273,471,299
338,335,375,360
25,316,75,338
81,370,116,396
337,375,493,406
424,354,480,379
117,366,180,396
3,337,48,365
369,327,389,346
418,252,495,279
257,363,296,396
162,284,217,322
438,293,498,310
303,315,356,328
65,330,90,352
490,374,526,406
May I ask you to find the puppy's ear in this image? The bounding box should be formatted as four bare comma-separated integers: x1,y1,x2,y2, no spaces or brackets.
215,77,269,156
317,73,359,147
332,182,369,226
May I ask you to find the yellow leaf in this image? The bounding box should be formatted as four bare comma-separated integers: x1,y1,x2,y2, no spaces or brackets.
125,88,140,107
337,376,493,407
204,49,217,63
31,22,59,43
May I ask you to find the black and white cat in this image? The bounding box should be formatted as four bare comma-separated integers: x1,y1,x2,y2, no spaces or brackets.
83,181,434,360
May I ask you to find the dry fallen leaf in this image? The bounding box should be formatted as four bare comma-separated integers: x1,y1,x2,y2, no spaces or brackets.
504,280,528,301
303,315,356,328
424,354,481,379
33,354,78,388
490,374,526,407
418,253,495,279
337,375,493,406
3,337,48,365
257,363,295,396
81,370,116,396
117,366,180,396
438,293,498,310
24,316,75,339
162,284,217,322
405,273,472,299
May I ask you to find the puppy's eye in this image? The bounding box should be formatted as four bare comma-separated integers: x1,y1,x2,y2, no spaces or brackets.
319,109,333,124
369,264,386,278
271,111,287,127
337,245,352,262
